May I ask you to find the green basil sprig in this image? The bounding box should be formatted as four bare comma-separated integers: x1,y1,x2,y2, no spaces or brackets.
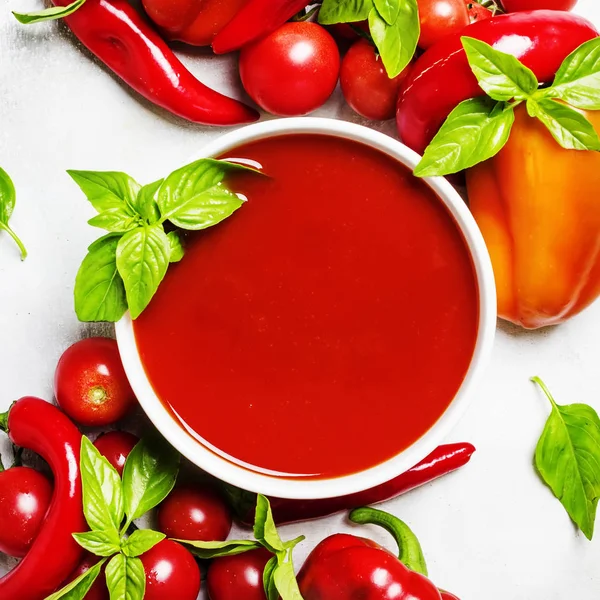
13,0,87,25
415,37,600,177
532,377,600,541
70,158,254,321
0,167,27,260
318,0,418,78
47,436,179,600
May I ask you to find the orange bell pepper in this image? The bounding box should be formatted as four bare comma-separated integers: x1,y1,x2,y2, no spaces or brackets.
467,104,600,329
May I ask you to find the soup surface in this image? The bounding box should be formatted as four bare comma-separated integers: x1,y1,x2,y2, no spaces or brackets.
133,134,479,478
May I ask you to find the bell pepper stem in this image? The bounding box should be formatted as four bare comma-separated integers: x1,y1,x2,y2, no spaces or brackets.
349,506,429,577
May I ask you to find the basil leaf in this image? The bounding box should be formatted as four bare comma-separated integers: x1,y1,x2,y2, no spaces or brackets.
80,436,124,534
273,558,303,600
68,170,141,214
532,377,600,540
122,437,179,524
462,36,538,101
74,234,128,323
263,556,279,600
369,3,419,78
527,98,600,151
134,180,163,224
105,554,145,600
374,0,400,24
73,530,122,557
318,0,374,24
45,558,106,600
122,530,165,558
0,167,27,260
549,38,600,110
414,97,514,177
13,0,86,24
116,224,170,319
167,231,184,263
177,538,262,559
254,495,285,553
157,159,244,231
88,208,139,233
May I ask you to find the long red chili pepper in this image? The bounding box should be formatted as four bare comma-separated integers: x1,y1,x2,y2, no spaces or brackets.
224,443,475,526
0,397,87,600
51,0,259,125
397,11,598,155
212,0,309,54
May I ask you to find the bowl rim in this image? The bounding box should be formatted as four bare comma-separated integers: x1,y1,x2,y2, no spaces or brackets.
115,117,496,500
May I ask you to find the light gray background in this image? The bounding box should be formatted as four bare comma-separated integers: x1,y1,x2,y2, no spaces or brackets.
2,1,600,597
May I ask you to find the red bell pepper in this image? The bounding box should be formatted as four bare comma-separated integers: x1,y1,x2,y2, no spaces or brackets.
397,10,598,154
212,0,310,54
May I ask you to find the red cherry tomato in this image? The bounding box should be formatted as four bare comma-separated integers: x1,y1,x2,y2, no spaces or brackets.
207,548,272,600
501,0,576,10
341,40,412,120
239,22,340,116
418,0,470,49
465,0,493,22
140,540,201,600
327,20,369,42
54,338,137,427
0,466,52,558
63,553,109,600
157,485,232,542
93,431,139,476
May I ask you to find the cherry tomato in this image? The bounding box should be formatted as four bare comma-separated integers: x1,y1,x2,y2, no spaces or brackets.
465,0,493,22
140,539,201,600
327,20,369,42
239,22,340,116
0,466,52,558
418,0,470,49
157,484,232,542
93,431,139,476
501,0,576,10
207,548,272,600
341,40,412,120
54,337,137,427
63,553,109,600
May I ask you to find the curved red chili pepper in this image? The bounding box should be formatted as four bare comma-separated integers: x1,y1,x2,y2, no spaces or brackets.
0,397,87,600
397,11,598,154
51,0,259,125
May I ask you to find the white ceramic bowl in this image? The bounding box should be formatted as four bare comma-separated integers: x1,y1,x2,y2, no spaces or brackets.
116,118,496,500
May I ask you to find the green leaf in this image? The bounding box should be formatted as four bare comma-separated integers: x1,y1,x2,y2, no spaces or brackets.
68,170,141,214
263,556,279,600
374,0,400,24
414,97,515,177
122,437,180,525
254,495,285,553
462,36,539,101
134,180,163,224
156,159,244,231
45,558,106,600
549,38,600,110
116,224,170,319
105,554,145,600
318,0,374,24
532,377,600,540
73,529,121,557
273,556,303,600
166,231,184,263
527,98,600,151
122,529,165,558
88,208,139,233
80,437,124,535
369,2,419,78
176,538,262,559
13,0,87,24
0,167,27,260
74,234,128,323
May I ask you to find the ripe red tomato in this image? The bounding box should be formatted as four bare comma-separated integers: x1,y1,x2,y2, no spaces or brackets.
63,553,109,600
418,0,470,49
54,338,137,427
239,22,340,116
341,40,412,120
501,0,576,10
0,466,52,558
140,540,201,600
157,485,232,542
207,548,272,600
465,0,493,22
93,431,139,476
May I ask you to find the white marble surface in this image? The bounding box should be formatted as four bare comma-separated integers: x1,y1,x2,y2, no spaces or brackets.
2,1,600,598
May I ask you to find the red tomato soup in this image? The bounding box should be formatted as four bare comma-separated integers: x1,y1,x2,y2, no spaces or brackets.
133,134,479,478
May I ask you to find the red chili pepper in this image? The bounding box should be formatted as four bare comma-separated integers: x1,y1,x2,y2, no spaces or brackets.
224,443,475,526
212,0,310,54
397,10,598,154
50,0,258,125
0,397,87,600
